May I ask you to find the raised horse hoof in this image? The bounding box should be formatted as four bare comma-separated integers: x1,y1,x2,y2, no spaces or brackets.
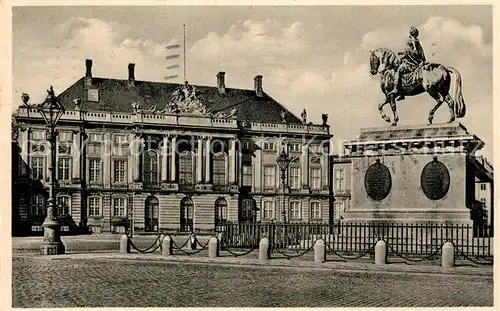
428,117,433,125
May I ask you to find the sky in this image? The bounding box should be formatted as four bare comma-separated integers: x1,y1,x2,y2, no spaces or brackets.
11,5,493,158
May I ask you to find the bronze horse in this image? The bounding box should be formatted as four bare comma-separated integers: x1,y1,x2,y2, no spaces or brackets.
369,48,465,126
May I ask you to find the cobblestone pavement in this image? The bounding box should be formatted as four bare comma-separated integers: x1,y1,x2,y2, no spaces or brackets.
12,256,493,308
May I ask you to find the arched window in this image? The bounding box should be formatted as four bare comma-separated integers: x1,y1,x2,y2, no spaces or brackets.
179,151,194,185
215,198,228,226
213,153,227,185
180,197,194,232
145,196,159,232
144,149,160,185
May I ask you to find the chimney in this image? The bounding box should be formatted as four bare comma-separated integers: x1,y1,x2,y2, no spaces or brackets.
85,59,93,86
254,75,263,97
128,63,135,87
217,72,226,94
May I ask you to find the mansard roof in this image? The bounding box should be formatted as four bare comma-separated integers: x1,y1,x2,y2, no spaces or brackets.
56,77,303,124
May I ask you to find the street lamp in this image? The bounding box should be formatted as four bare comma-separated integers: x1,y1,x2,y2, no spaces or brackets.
276,148,292,223
36,86,66,255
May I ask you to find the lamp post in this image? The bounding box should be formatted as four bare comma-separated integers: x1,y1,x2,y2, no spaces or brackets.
276,148,292,223
36,86,66,255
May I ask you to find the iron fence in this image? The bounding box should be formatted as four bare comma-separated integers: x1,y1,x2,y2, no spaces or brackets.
216,222,493,259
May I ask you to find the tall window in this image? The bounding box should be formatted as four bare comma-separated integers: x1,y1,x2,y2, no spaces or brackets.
113,159,127,183
89,159,102,183
180,198,194,232
263,201,275,220
242,165,252,187
179,151,193,184
213,153,227,185
310,201,321,220
30,195,45,216
310,168,321,190
264,166,276,189
145,196,159,232
144,150,159,185
113,197,127,217
480,183,487,191
31,157,45,180
334,201,345,220
88,197,102,217
289,167,300,189
334,169,345,190
57,196,71,216
290,201,301,220
215,198,228,225
58,158,71,181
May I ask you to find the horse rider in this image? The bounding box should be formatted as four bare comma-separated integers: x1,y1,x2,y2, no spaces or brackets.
388,26,427,99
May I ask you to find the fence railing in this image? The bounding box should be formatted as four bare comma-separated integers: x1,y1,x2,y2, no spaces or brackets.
216,222,493,259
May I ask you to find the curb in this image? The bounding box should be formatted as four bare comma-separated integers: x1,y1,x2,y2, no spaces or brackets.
16,252,492,277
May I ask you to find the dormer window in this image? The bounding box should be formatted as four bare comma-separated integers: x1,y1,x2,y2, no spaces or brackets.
88,89,99,102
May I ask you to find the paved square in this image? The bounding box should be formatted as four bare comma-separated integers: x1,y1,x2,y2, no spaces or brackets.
12,256,493,308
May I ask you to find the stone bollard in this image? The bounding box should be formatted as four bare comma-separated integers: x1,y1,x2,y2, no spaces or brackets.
259,237,270,261
442,242,455,268
120,234,130,253
162,235,173,256
374,240,387,265
190,233,197,250
208,236,219,258
314,239,326,263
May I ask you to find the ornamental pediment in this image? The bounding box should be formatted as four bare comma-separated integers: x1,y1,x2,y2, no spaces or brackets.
131,81,237,119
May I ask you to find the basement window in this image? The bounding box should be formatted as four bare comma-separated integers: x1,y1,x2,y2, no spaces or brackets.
88,89,99,102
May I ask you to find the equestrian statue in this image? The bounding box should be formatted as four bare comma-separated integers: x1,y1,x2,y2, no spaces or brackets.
369,26,465,126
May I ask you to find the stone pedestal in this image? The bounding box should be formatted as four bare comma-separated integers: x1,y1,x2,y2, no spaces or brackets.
40,218,65,255
342,123,483,226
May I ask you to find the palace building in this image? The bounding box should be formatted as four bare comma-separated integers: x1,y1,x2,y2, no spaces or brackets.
12,60,333,235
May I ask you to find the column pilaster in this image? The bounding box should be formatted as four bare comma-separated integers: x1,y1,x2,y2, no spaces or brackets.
301,144,309,189
161,135,168,183
197,137,203,183
205,137,211,183
170,135,177,182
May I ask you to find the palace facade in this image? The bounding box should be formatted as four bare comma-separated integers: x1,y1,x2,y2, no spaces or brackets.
12,60,333,235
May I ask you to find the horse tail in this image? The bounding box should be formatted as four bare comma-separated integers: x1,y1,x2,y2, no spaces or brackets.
446,66,466,118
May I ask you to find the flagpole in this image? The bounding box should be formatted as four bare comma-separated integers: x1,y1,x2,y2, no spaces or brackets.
183,24,186,82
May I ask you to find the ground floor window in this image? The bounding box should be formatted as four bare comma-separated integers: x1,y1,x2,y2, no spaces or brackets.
180,197,194,232
240,199,256,222
215,198,228,226
88,197,102,217
57,195,71,216
310,201,321,220
113,197,127,217
145,196,159,232
30,195,45,216
262,201,275,220
289,201,301,220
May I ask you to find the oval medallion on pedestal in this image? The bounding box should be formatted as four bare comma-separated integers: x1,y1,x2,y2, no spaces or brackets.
421,159,450,200
365,161,392,201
